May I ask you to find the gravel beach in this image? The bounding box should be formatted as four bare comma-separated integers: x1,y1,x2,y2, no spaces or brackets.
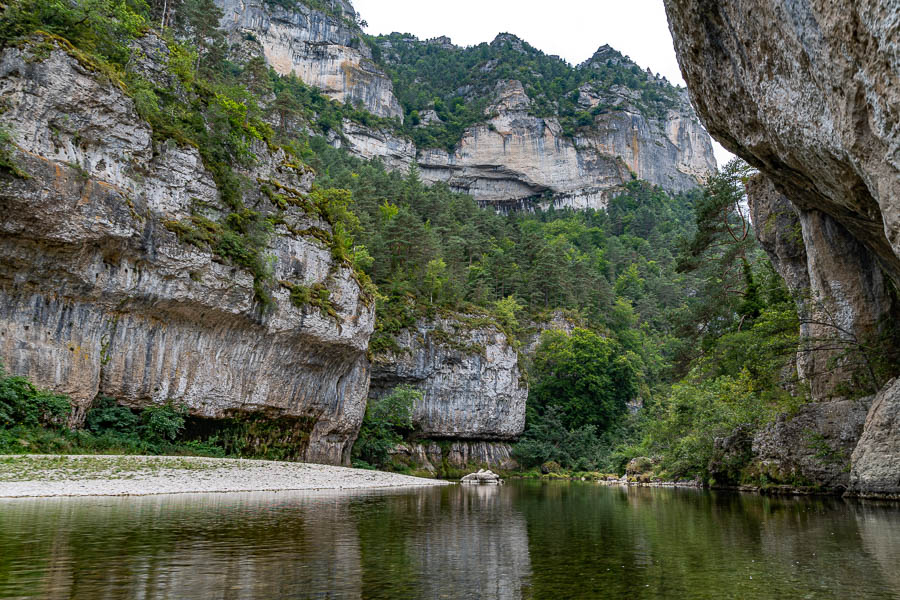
0,455,450,498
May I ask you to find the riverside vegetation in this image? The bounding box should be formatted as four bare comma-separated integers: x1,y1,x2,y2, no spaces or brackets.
1,0,894,485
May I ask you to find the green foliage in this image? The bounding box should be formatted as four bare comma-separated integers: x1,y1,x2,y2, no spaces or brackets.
0,365,70,428
0,126,28,178
84,396,139,435
141,402,186,443
513,407,605,471
352,385,419,468
372,33,681,149
530,328,638,431
0,368,307,459
0,0,149,64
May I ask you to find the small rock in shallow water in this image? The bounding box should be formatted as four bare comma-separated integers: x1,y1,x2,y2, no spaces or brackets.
461,469,502,484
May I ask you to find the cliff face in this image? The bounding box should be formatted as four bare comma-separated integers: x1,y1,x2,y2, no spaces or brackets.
0,43,374,465
215,0,403,119
664,0,900,283
747,175,894,401
370,315,527,469
419,78,716,211
224,0,716,210
664,0,900,495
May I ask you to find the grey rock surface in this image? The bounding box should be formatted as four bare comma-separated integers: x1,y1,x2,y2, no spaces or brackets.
751,399,871,489
850,378,900,497
0,43,374,465
419,79,716,210
223,0,716,208
460,468,502,484
665,0,900,285
747,175,894,400
371,315,527,440
393,440,519,472
215,0,403,119
665,0,900,491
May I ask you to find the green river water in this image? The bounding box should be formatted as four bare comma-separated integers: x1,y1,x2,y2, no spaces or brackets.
1,481,899,599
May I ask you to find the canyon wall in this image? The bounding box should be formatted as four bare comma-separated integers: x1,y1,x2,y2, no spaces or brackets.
216,0,403,119
0,42,374,465
418,76,715,212
370,315,527,470
665,0,900,495
219,0,716,211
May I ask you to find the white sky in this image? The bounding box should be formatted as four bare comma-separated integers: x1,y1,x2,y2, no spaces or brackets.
352,0,734,168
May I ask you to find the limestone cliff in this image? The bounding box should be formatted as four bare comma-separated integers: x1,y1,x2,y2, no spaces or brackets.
0,42,375,465
418,77,716,211
224,0,716,210
370,315,527,470
215,0,403,119
664,0,900,495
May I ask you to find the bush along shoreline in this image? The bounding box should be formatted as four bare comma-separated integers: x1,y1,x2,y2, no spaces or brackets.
1,363,265,460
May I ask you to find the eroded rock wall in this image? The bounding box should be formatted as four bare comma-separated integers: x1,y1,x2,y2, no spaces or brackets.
665,0,900,494
370,315,527,442
748,175,894,400
665,0,900,283
419,79,716,211
392,440,519,474
0,43,374,465
221,0,716,209
850,378,900,498
215,0,403,119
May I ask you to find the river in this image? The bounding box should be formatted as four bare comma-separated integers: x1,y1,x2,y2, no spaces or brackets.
1,481,898,598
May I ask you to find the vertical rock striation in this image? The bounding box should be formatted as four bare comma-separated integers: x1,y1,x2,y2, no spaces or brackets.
370,314,527,470
223,0,716,210
0,43,374,465
215,0,403,119
664,0,900,494
747,175,893,400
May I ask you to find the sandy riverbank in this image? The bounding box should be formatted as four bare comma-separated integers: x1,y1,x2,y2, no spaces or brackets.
0,455,450,498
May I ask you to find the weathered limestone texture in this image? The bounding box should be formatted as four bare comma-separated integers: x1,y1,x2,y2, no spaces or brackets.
850,378,900,497
370,315,527,442
751,399,871,489
392,440,519,474
747,175,894,400
665,0,900,284
665,0,900,492
215,0,402,119
419,76,716,210
216,0,716,209
329,119,415,172
0,43,374,465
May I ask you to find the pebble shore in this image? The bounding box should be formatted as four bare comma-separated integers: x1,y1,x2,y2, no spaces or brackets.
0,455,450,498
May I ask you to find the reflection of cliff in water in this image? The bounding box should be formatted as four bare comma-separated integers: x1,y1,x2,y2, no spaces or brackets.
0,486,533,599
413,485,532,599
351,483,533,598
854,502,900,591
0,492,366,599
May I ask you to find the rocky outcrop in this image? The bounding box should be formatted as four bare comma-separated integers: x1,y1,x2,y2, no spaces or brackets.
665,0,900,492
419,78,716,211
850,378,900,498
748,175,894,400
392,440,519,474
750,399,871,490
664,0,900,285
460,468,502,484
370,315,527,442
219,0,716,209
329,119,415,172
0,43,374,465
522,311,578,357
215,0,403,119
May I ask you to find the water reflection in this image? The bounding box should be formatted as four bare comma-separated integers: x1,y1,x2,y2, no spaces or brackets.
1,483,899,599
